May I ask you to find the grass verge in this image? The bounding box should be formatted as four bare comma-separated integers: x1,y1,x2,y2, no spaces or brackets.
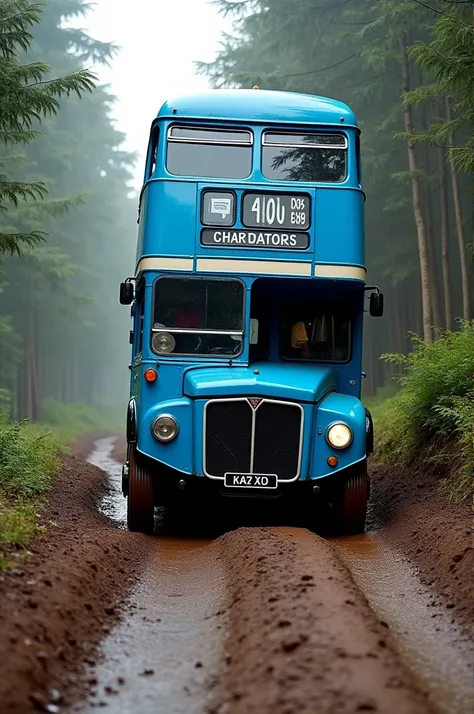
0,419,61,569
0,400,122,569
370,321,474,503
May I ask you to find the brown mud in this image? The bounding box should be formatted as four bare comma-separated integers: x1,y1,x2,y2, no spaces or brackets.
368,459,473,637
0,434,148,714
0,434,472,713
209,527,434,714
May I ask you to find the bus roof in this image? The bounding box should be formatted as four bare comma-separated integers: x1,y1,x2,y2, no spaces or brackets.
156,89,357,128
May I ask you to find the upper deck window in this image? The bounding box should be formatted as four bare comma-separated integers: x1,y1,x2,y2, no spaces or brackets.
166,126,253,179
262,132,347,183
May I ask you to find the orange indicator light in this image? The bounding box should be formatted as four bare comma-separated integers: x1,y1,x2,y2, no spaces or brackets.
144,368,157,383
327,456,338,467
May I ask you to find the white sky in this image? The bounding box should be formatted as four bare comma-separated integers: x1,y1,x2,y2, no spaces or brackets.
76,0,234,191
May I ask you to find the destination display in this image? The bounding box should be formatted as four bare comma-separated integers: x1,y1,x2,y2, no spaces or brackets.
201,228,309,250
242,192,311,231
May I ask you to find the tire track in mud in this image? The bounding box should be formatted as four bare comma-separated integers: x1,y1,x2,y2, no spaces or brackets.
70,438,473,714
71,537,225,714
333,532,474,714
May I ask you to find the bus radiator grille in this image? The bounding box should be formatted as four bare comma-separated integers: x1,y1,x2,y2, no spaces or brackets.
204,398,302,480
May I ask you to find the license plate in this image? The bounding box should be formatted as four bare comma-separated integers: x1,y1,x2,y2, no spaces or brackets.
224,473,278,489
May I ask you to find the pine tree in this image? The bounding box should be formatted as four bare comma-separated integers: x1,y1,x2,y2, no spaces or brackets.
0,0,95,257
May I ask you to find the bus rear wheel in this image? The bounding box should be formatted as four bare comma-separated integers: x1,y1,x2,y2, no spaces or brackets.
334,465,369,535
127,445,155,534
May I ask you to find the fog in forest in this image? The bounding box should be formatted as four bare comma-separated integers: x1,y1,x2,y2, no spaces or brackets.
0,0,472,429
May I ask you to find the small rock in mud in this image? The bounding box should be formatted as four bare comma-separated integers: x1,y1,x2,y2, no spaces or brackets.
281,635,307,653
29,692,48,710
49,689,63,704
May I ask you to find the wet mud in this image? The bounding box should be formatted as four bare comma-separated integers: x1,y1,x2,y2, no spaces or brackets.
332,533,473,714
1,436,472,713
71,441,472,714
71,537,224,713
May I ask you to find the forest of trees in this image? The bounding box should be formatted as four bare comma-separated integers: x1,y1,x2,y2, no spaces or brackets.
0,0,137,422
199,0,473,396
0,0,472,423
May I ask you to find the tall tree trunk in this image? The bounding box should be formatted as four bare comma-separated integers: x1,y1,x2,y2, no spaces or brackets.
439,147,452,329
400,37,433,342
446,102,470,320
420,107,442,331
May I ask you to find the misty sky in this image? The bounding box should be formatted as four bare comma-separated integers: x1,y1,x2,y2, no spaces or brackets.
77,0,234,190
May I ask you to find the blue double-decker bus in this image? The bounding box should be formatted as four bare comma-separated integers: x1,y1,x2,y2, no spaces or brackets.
119,88,383,535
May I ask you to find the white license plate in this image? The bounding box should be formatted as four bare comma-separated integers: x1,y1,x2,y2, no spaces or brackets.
224,473,278,489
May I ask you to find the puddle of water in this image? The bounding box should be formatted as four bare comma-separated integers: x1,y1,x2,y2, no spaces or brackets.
87,436,127,528
71,537,224,714
333,532,474,714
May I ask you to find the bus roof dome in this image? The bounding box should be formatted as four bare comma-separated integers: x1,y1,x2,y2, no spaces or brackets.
156,89,357,127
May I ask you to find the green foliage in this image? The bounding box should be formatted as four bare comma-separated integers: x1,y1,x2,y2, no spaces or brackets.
405,10,474,175
0,415,59,497
375,321,474,501
0,496,45,564
0,0,137,422
0,396,121,568
0,412,59,567
0,0,96,257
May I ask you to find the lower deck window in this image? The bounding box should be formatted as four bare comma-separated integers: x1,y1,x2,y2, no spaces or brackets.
152,277,244,357
279,300,351,362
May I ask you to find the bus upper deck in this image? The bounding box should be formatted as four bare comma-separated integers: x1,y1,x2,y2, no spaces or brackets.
135,89,365,282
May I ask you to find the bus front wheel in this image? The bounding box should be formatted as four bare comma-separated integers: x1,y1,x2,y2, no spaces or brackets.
127,446,155,534
334,465,369,535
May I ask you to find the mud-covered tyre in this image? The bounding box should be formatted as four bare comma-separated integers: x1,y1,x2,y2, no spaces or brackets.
127,446,155,534
334,465,369,535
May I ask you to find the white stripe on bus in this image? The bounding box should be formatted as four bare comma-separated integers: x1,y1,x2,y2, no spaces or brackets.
314,265,366,280
196,258,312,276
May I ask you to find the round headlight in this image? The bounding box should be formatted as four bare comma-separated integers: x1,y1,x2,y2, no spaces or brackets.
151,415,179,443
326,422,353,450
152,331,176,354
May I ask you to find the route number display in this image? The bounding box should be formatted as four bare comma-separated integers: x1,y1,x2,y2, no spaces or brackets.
242,192,311,231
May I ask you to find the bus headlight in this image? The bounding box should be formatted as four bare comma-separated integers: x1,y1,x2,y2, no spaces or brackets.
152,331,176,354
326,422,353,450
151,415,179,443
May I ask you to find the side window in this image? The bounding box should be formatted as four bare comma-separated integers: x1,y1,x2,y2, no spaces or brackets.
355,134,362,186
135,278,146,354
138,128,159,223
144,127,160,182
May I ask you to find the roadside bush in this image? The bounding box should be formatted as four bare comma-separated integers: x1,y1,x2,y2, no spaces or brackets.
374,321,474,501
0,416,61,568
0,416,59,498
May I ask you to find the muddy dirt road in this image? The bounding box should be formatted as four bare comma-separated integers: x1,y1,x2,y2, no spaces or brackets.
67,437,472,714
1,435,472,714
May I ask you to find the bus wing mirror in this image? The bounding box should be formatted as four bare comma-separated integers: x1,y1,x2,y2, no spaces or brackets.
120,280,134,305
369,291,384,317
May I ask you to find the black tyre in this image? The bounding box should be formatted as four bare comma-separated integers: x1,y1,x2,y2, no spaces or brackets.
335,464,369,535
127,445,155,534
